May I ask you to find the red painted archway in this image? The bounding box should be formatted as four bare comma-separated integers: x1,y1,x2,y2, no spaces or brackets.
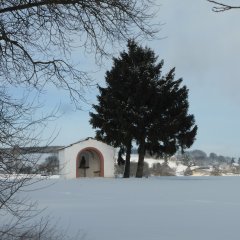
76,147,104,178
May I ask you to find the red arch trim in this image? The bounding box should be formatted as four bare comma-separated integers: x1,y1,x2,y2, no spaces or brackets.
76,147,104,178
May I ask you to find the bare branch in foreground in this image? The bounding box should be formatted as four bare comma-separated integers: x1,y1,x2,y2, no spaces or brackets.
0,0,159,106
207,0,240,12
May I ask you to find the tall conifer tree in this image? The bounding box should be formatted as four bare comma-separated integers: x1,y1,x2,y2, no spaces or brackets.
90,40,197,178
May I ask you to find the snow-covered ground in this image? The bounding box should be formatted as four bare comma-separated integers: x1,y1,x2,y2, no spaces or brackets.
15,176,240,240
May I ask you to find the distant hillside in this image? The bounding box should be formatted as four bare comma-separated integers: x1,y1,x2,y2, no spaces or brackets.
130,148,236,166
0,146,63,154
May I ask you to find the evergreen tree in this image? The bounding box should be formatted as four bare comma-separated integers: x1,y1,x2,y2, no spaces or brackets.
90,40,197,178
89,43,136,177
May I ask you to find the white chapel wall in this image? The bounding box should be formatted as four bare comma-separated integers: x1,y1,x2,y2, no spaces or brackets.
59,138,115,179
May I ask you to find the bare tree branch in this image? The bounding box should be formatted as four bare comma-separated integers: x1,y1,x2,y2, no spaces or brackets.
207,0,240,12
0,0,158,106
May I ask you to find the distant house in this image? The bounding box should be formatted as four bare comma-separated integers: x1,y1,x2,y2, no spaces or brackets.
58,138,115,179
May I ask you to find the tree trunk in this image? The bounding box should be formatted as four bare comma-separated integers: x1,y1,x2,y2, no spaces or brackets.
136,140,145,178
123,141,132,178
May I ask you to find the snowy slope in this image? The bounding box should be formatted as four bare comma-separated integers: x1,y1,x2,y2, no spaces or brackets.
14,177,240,240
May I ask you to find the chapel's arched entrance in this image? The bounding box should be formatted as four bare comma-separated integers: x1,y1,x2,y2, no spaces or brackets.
76,147,104,177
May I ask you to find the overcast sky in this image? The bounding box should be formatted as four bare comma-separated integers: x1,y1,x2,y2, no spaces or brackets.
44,0,240,158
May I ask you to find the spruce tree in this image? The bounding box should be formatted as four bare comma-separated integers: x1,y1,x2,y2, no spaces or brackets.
90,40,197,178
134,67,197,177
89,50,136,177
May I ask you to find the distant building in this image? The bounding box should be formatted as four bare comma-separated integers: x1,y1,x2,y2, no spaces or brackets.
58,138,115,179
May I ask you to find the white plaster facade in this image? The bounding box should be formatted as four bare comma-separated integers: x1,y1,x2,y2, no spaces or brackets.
58,138,115,179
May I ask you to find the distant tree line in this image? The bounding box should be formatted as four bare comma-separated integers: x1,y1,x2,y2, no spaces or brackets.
131,148,237,165
37,155,59,175
176,150,238,167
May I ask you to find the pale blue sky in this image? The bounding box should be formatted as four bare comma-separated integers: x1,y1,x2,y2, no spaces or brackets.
42,0,240,158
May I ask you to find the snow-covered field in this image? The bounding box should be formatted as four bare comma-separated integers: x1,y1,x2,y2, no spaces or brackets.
17,176,240,240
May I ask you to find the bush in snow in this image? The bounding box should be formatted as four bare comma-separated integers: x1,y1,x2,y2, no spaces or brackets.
159,161,176,176
210,166,222,176
184,166,193,176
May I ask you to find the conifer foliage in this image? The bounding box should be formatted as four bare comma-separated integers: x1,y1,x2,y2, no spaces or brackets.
90,40,197,178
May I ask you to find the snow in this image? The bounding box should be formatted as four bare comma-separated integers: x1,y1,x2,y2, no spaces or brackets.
14,176,240,240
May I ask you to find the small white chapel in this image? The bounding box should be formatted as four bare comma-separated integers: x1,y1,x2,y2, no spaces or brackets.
58,137,115,179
